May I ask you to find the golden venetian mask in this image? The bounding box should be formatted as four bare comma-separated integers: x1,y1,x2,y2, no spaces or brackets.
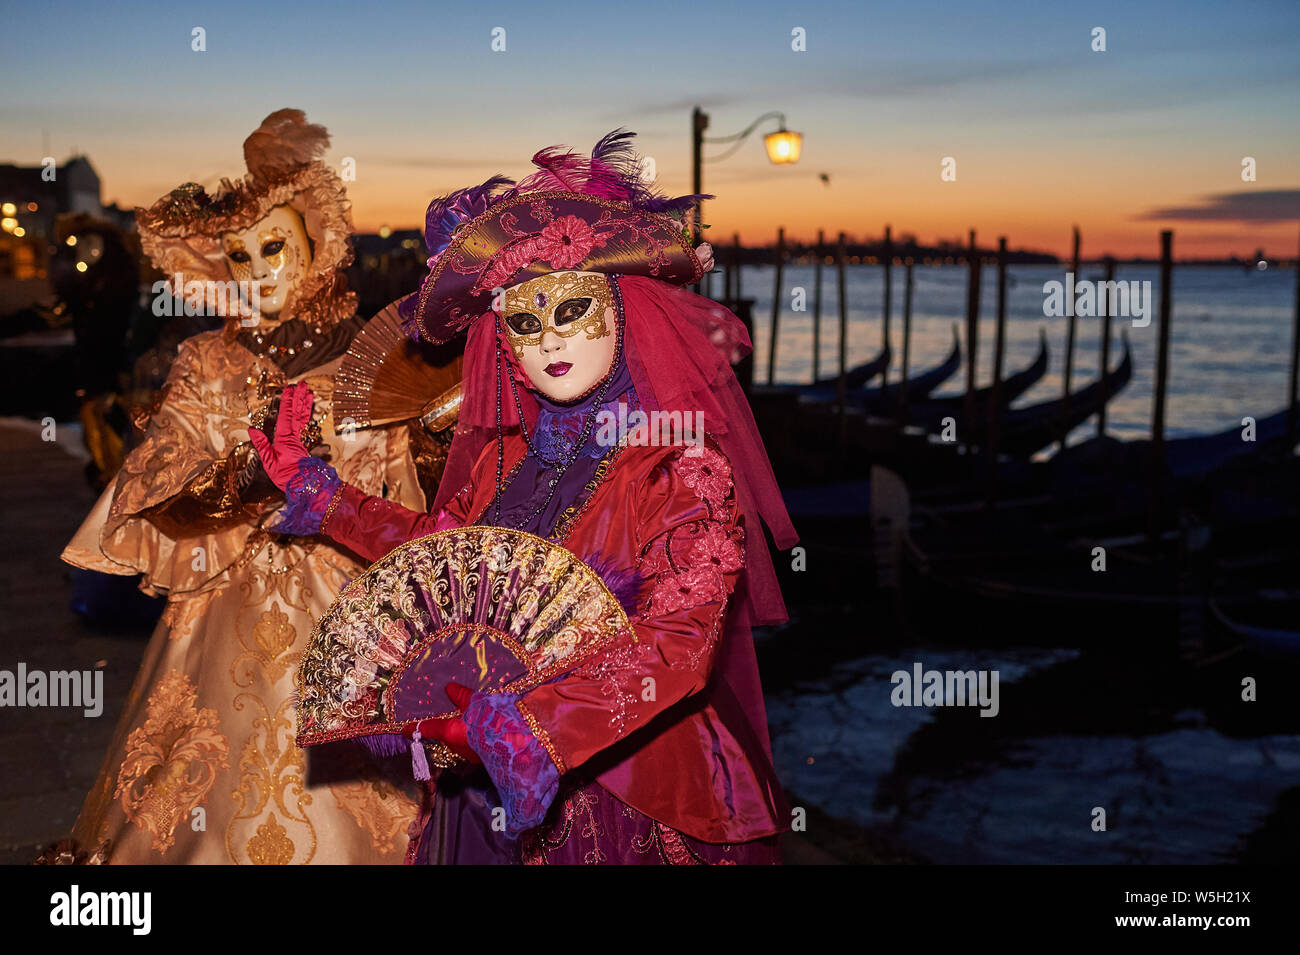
500,271,618,402
220,204,312,321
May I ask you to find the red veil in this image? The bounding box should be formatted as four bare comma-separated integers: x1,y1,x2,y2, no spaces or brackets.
432,274,797,629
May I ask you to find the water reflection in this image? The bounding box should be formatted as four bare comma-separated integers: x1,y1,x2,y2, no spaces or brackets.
766,644,1300,864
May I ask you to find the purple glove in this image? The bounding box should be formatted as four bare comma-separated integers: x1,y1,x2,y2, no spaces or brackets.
462,689,561,838
276,457,341,535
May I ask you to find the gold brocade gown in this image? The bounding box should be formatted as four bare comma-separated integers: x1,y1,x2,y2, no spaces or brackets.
62,327,428,864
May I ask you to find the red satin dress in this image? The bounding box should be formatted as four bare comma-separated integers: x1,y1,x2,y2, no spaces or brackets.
320,429,788,863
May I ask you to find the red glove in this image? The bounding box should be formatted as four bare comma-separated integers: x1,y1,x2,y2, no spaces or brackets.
248,382,315,490
404,683,481,765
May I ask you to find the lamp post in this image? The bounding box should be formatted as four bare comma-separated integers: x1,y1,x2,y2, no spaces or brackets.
690,107,802,244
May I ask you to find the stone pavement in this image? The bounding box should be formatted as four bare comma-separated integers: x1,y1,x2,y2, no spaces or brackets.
0,420,152,865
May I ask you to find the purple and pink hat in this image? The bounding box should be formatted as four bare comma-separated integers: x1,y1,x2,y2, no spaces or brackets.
399,130,708,344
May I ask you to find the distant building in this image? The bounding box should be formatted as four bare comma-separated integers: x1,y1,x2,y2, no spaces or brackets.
0,156,104,279
352,229,424,262
348,230,426,316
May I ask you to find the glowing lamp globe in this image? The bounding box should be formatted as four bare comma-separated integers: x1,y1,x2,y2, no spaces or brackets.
764,129,803,165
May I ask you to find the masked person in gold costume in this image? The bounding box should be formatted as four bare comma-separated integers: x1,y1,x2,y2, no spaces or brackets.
53,110,448,864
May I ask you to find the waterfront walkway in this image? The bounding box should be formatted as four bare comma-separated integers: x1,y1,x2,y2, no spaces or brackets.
0,419,150,864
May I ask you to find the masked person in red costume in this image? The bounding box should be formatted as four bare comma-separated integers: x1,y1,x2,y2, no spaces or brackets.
251,131,797,864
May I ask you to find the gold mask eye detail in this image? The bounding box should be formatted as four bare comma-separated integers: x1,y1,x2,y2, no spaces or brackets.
501,272,615,359
224,238,252,281
259,227,291,270
505,312,543,335
554,298,592,326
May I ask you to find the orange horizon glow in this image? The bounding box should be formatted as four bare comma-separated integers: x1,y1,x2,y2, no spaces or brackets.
70,146,1298,263
280,155,1300,262
338,185,1300,262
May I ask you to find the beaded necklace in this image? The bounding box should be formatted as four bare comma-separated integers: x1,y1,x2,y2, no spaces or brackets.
243,319,324,359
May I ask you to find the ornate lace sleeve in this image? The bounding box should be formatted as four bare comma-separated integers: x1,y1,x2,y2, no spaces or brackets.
463,692,561,838
273,457,342,535
315,436,498,563
112,339,253,536
140,441,281,537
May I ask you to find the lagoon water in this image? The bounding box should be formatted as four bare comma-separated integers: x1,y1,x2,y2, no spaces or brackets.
739,262,1299,864
734,263,1295,442
764,645,1299,864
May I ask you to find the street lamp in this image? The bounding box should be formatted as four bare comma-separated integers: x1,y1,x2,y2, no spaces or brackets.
764,128,802,164
691,107,802,243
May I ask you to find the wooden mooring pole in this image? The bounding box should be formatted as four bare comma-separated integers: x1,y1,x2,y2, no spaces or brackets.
733,232,743,300
1060,225,1081,452
897,258,914,425
813,229,824,383
881,225,893,392
724,235,734,302
963,230,981,441
836,231,849,440
1149,230,1174,545
767,226,785,385
1288,225,1300,450
985,237,1009,508
1097,256,1116,437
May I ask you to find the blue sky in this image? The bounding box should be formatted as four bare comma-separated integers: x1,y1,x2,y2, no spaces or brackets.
2,0,1297,255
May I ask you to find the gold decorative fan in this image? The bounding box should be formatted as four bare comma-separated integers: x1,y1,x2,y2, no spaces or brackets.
295,526,631,748
333,297,464,432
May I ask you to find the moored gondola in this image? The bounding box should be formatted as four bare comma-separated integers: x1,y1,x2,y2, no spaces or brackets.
806,344,891,391
1209,594,1300,662
862,325,963,412
988,332,1133,457
906,328,1050,432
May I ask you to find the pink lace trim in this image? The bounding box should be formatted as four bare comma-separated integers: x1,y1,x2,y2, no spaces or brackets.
675,446,731,511
641,447,743,618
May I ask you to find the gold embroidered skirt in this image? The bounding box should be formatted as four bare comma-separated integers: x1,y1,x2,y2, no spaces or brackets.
70,537,420,864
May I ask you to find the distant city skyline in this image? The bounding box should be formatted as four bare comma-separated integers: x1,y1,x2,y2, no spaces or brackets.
2,0,1297,259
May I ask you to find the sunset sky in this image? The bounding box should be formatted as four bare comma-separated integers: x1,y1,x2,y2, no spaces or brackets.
3,0,1298,258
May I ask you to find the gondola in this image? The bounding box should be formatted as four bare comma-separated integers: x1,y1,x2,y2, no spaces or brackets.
1049,405,1294,496
796,331,962,409
901,514,1193,643
753,343,891,400
825,334,1128,486
903,508,1299,647
901,427,1296,647
1165,407,1294,478
991,332,1133,457
805,345,892,392
1209,594,1300,662
862,325,963,412
889,333,1132,488
906,328,1050,432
